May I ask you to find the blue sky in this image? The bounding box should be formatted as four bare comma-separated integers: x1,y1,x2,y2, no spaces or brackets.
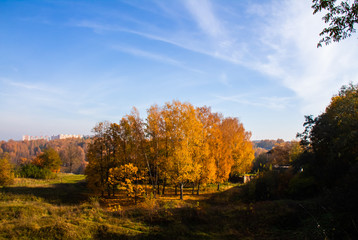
1,0,357,141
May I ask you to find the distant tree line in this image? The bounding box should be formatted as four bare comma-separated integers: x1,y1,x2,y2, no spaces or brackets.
0,138,89,174
252,141,302,173
253,139,285,151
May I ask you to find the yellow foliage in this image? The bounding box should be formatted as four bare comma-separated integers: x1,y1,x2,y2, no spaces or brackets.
0,156,14,186
109,163,145,200
86,101,255,199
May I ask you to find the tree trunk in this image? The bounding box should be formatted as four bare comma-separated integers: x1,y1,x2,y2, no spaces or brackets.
144,148,155,199
154,166,158,198
197,181,200,195
217,183,220,191
145,181,148,197
175,185,177,195
192,183,195,195
135,179,138,205
180,183,184,200
153,186,157,199
157,176,160,195
107,186,111,198
162,178,166,195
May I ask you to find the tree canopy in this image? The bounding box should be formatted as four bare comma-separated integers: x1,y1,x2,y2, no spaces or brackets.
298,84,358,186
0,155,14,186
312,0,358,47
85,101,255,200
33,147,62,172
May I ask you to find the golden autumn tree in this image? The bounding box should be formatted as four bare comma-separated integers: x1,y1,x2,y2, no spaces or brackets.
85,121,116,197
178,102,203,197
85,101,255,200
108,163,145,204
33,147,62,172
226,118,255,177
126,108,146,167
0,154,14,186
213,119,232,191
146,104,167,197
162,101,202,200
214,117,254,191
194,106,217,194
86,111,149,198
107,116,142,197
125,108,148,201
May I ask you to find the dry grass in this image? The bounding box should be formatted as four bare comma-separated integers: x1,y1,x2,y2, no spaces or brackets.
101,182,238,210
0,175,332,239
12,173,86,187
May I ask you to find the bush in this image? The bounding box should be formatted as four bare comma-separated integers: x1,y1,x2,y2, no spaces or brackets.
0,156,14,186
33,147,62,172
17,164,55,179
288,174,318,199
241,170,293,202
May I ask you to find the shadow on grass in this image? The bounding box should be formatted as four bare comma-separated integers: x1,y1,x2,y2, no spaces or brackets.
128,186,312,240
2,181,89,205
93,225,165,240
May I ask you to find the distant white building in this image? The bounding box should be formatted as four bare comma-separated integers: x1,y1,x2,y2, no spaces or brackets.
23,134,83,141
50,134,82,140
22,135,29,141
22,135,50,141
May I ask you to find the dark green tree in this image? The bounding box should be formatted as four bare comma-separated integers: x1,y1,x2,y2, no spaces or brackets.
298,84,358,186
312,0,358,47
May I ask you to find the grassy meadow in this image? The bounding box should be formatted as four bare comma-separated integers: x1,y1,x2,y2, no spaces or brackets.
0,174,333,240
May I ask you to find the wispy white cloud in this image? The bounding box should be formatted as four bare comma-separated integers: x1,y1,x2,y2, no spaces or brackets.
250,0,358,114
111,45,203,73
0,77,121,119
181,1,245,64
1,78,64,94
112,45,180,65
73,18,245,66
180,0,358,114
73,20,214,57
216,94,292,110
183,0,224,38
73,0,358,116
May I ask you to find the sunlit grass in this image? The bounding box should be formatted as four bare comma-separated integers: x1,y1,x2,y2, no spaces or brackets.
0,174,152,239
12,173,86,187
0,177,244,239
0,199,151,239
0,174,327,239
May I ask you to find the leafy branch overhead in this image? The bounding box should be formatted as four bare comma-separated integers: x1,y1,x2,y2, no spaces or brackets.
312,0,358,47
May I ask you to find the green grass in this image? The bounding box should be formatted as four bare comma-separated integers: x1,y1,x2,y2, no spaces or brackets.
0,175,342,239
